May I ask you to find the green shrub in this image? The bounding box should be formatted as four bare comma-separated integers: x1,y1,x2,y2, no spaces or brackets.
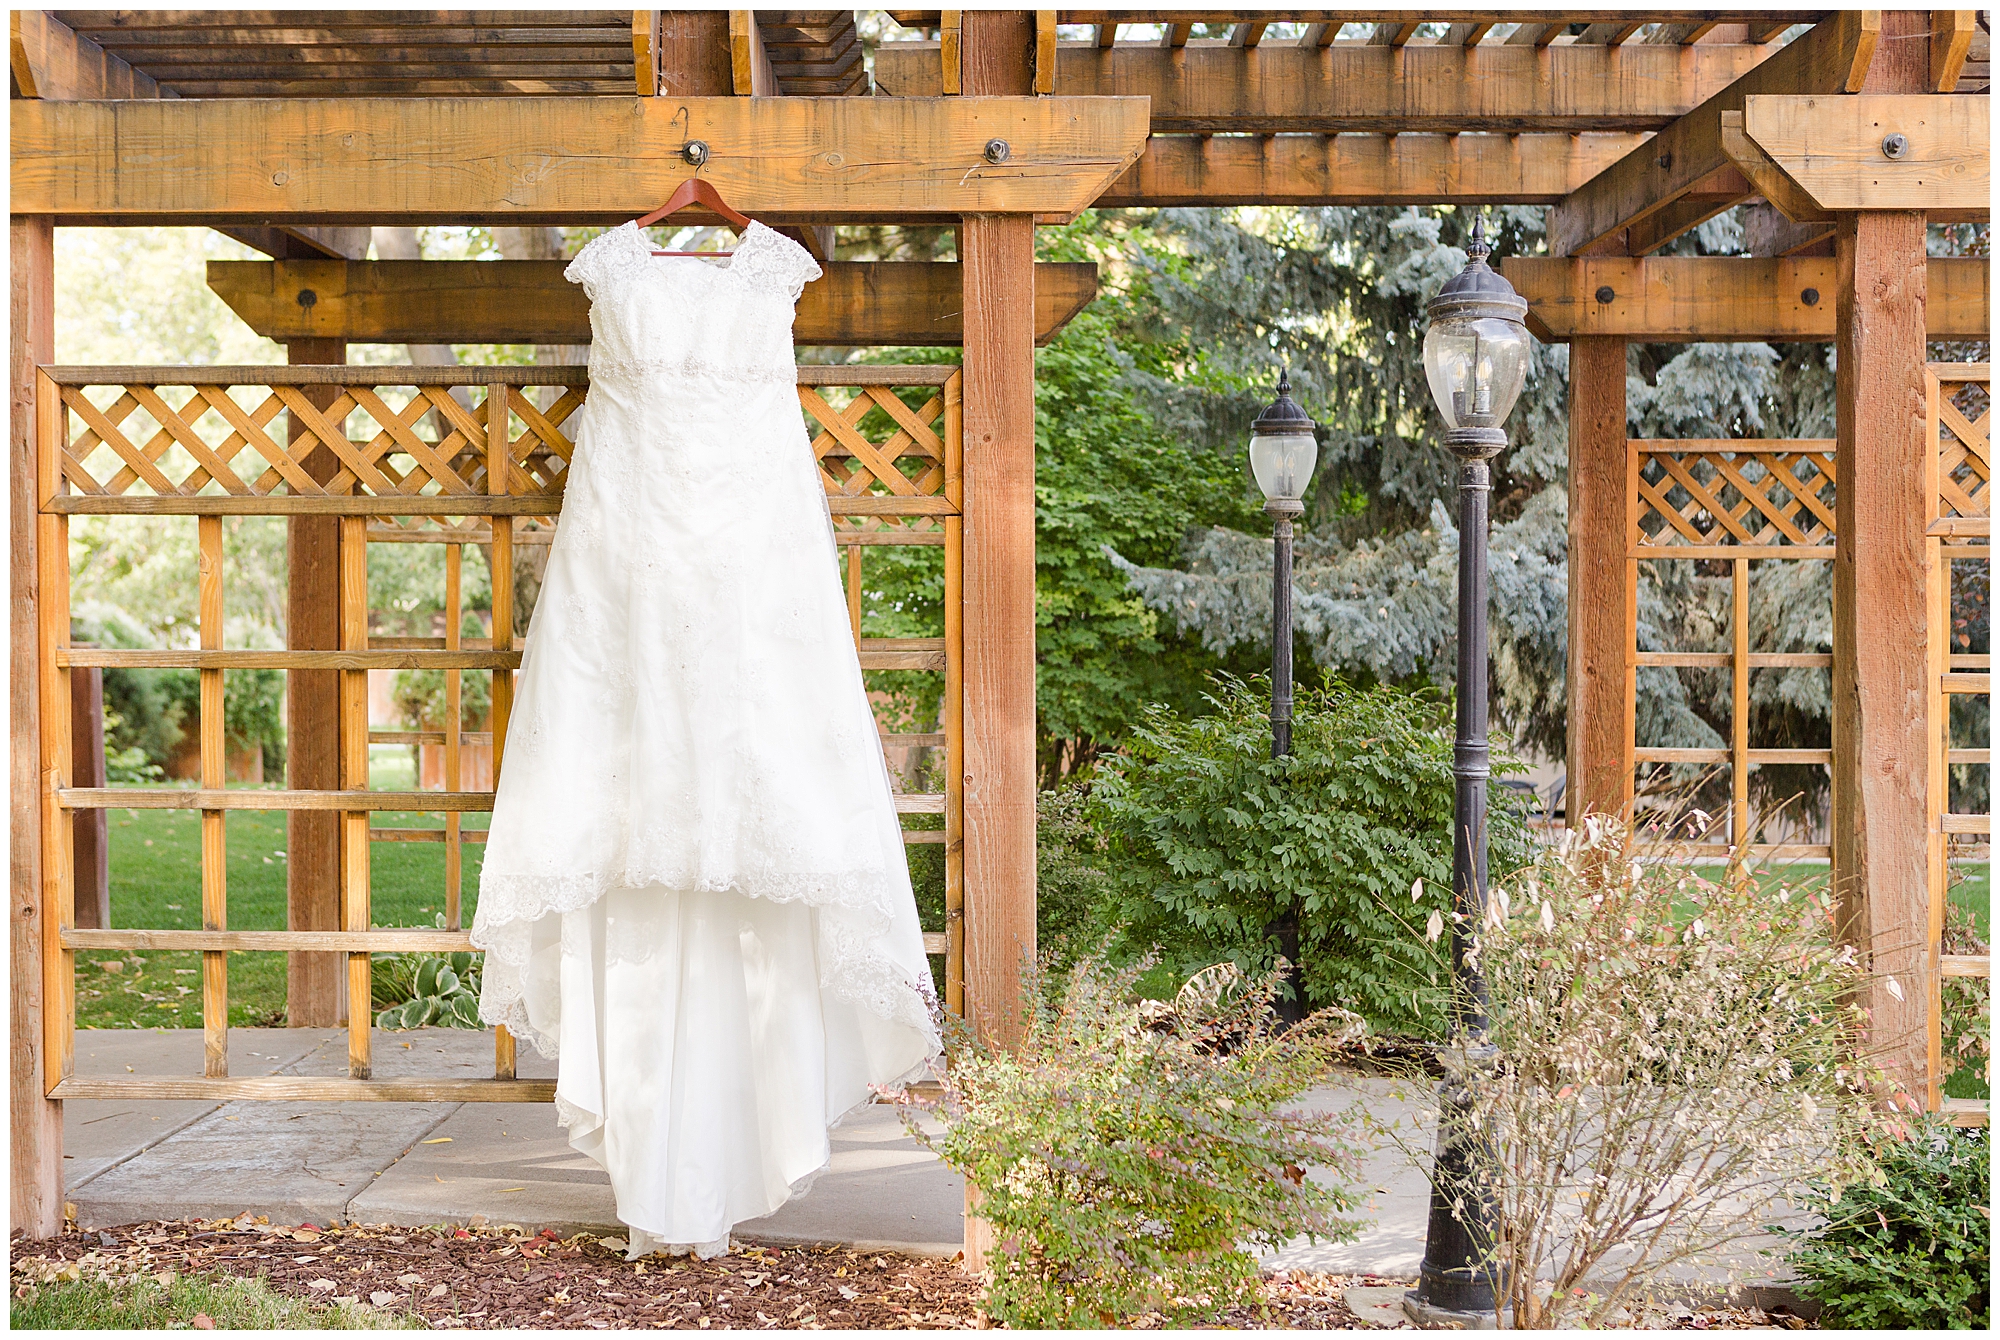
908,952,1365,1328
391,665,493,733
152,665,288,772
1786,1121,1990,1329
1036,785,1114,969
374,920,483,1030
1088,675,1534,1036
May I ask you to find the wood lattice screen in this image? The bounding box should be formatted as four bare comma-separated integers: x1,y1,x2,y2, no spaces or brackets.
36,363,962,1103
1627,437,1837,859
1925,363,1991,1126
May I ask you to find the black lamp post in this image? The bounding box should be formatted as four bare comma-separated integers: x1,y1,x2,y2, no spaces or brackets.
1249,369,1318,1026
1405,215,1532,1326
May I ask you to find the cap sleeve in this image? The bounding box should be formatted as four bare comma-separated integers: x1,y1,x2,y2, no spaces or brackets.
738,223,824,304
563,223,640,301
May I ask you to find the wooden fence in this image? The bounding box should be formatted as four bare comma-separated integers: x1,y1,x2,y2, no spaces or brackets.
1625,364,1991,1124
35,363,963,1103
1925,364,1991,1125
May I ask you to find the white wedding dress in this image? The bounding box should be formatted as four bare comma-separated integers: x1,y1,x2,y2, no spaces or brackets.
469,221,942,1259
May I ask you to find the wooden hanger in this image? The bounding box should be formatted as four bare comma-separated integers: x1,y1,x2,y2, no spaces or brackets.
633,178,754,257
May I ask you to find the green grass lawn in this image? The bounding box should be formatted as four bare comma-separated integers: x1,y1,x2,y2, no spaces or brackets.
79,746,490,1031
11,1272,419,1330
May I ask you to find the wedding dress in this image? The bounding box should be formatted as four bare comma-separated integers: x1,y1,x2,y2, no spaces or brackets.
469,220,943,1259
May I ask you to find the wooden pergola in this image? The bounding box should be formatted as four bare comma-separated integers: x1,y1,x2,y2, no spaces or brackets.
9,9,1991,1244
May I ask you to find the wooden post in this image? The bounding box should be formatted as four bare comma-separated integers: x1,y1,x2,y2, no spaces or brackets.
1565,335,1633,824
285,339,347,1026
958,8,1038,1275
958,7,1038,1053
11,212,63,1238
69,665,109,930
1832,10,1932,1105
657,11,733,96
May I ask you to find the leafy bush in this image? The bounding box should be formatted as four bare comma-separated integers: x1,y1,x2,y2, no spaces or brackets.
1088,675,1534,1036
1785,1120,1989,1329
1459,817,1883,1327
391,667,492,732
907,953,1365,1328
152,665,288,773
1035,785,1114,969
1940,898,1991,1100
373,923,483,1030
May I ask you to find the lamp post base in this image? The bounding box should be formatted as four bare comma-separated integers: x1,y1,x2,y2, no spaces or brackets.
1401,1290,1508,1330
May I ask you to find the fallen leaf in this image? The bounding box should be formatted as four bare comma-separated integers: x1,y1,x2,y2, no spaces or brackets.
371,1291,398,1306
308,1278,338,1292
429,1284,449,1298
191,1313,214,1329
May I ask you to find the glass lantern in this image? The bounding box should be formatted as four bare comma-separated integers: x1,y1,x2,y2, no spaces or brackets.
1422,218,1531,432
1249,369,1318,506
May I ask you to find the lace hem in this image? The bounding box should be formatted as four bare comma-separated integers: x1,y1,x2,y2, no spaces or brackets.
470,865,941,1061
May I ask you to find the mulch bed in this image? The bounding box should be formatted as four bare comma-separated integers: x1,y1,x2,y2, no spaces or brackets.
10,1218,1377,1329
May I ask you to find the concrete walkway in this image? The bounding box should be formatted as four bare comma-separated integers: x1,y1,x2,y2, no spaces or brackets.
59,1027,1802,1299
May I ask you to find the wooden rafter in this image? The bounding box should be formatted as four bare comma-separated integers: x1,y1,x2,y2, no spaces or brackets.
1546,10,1880,256
205,260,1104,348
1098,130,1645,206
11,9,170,98
10,95,1151,225
1504,256,1991,342
874,37,1778,130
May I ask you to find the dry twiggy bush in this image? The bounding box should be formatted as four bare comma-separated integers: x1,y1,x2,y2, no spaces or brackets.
1425,816,1887,1327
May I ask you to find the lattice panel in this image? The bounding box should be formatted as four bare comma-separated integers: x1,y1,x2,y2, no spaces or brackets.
1634,441,1837,549
49,378,578,502
802,379,955,539
1934,373,1991,523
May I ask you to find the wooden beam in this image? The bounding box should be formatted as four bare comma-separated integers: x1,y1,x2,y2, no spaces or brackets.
1833,9,1932,1110
874,37,1777,131
1229,21,1269,48
941,9,961,92
10,96,1151,226
1578,21,1647,45
1622,164,1755,254
1931,9,1977,90
1546,11,1880,256
216,226,371,261
285,337,347,1031
1743,200,1838,256
1161,22,1193,48
729,11,777,95
1095,22,1116,47
1720,109,1834,224
69,665,107,932
1035,10,1057,92
1739,93,1990,217
1443,22,1494,46
1505,256,1989,341
1504,23,1553,46
1096,131,1646,207
10,213,61,1239
1567,334,1633,828
207,260,1101,347
631,10,659,95
656,10,730,95
11,9,168,99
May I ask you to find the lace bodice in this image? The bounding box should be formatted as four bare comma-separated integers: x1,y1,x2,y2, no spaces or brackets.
564,221,823,390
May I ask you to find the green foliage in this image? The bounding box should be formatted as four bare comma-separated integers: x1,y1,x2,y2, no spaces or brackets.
1035,786,1114,969
100,707,165,784
153,666,288,768
909,953,1364,1328
1088,675,1532,1036
1785,1122,1990,1330
374,923,484,1031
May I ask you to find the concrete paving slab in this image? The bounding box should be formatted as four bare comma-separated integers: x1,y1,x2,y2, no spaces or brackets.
348,1101,616,1235
739,1106,964,1257
1267,1079,1433,1278
65,1029,338,1188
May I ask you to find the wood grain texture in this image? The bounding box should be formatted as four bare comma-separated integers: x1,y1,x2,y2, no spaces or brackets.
11,219,61,1240
1506,256,1988,341
656,10,730,96
1833,209,1932,1107
1097,130,1646,207
198,515,229,1078
1930,9,1977,90
340,514,371,1075
1741,94,1989,216
68,666,108,931
285,338,346,1029
10,96,1151,226
51,1076,557,1103
206,259,1100,347
875,36,1774,129
11,9,169,100
728,10,776,95
1547,11,1879,256
1567,337,1634,825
